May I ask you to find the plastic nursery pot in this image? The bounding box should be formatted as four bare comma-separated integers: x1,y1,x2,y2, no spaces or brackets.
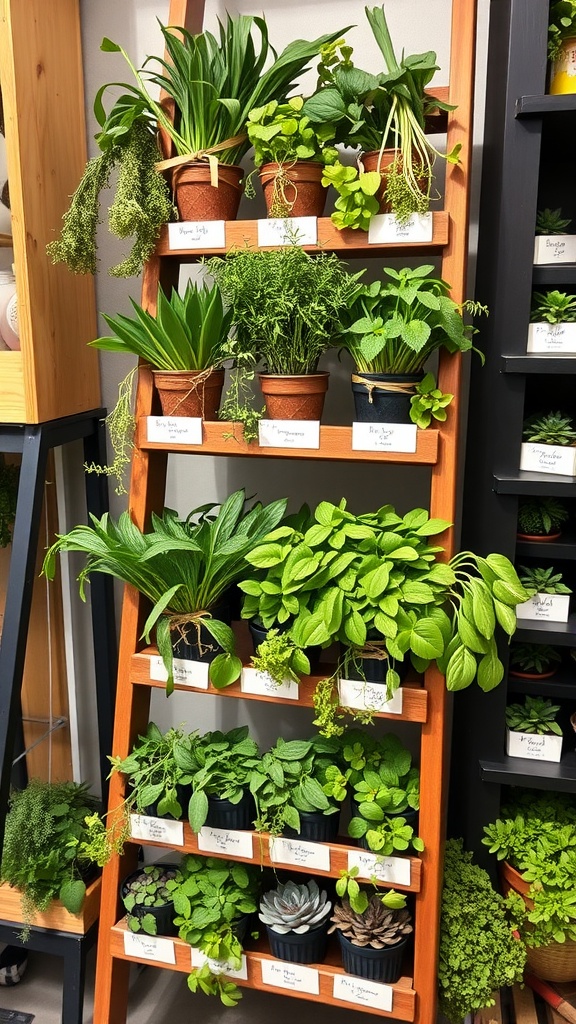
500,861,576,982
282,809,340,843
266,920,329,964
152,368,225,420
171,162,244,221
170,600,232,664
337,931,408,983
550,37,576,96
120,864,179,937
206,791,256,831
516,531,562,543
249,620,322,674
351,371,424,425
340,643,410,685
259,161,326,218
259,372,329,421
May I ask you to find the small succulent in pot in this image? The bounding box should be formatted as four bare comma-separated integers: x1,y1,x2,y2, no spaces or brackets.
329,892,412,983
517,496,570,540
509,642,562,678
260,879,332,964
523,411,576,447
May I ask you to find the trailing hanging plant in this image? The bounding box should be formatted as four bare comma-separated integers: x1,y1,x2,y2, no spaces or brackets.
409,373,454,429
0,457,18,548
251,629,311,686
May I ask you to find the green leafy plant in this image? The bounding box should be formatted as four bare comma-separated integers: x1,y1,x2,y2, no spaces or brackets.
531,290,576,324
334,866,406,915
122,864,177,935
409,373,454,428
0,458,18,548
42,490,286,693
536,208,572,235
523,411,576,446
110,721,197,821
438,839,526,1023
329,893,412,947
347,733,423,854
518,565,572,596
509,642,562,675
505,695,563,736
251,629,311,686
259,879,331,933
549,1,576,61
321,163,381,231
518,496,570,537
187,726,260,834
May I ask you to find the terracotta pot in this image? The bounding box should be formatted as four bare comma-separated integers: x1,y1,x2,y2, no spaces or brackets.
152,368,224,419
361,148,401,210
508,668,557,680
259,161,326,218
550,37,576,96
259,372,329,421
172,163,243,221
500,861,576,982
516,532,562,543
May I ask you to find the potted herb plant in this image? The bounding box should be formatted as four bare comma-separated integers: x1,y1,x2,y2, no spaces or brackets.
505,695,564,762
534,209,576,265
347,734,423,854
516,565,572,624
0,457,18,547
187,726,260,833
259,879,331,964
338,265,483,424
250,630,314,686
207,247,362,423
329,892,412,983
122,863,179,937
549,1,576,94
110,722,197,822
517,496,570,542
529,290,576,354
509,642,562,680
521,411,576,477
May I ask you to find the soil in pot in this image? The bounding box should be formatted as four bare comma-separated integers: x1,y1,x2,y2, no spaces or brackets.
152,368,224,419
249,620,322,674
172,163,243,221
282,809,340,843
171,600,232,664
340,643,410,685
259,161,326,218
266,920,329,964
121,864,179,937
259,372,329,421
352,371,424,425
205,791,256,831
337,931,408,983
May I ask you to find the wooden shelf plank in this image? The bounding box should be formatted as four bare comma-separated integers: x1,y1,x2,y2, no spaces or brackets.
131,648,429,725
155,212,449,259
137,420,439,465
109,921,416,1021
0,877,101,935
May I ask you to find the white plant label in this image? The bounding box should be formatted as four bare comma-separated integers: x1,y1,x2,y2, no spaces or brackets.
260,959,320,995
168,221,225,250
352,422,418,453
269,836,331,872
527,323,576,354
516,593,570,624
130,814,184,847
534,234,576,265
520,442,576,477
149,655,210,690
333,974,393,1012
190,948,248,980
347,849,411,887
146,417,203,445
368,212,433,244
123,931,176,965
197,826,254,859
554,43,576,78
258,419,320,449
506,729,563,763
257,217,318,247
241,667,299,701
339,678,404,715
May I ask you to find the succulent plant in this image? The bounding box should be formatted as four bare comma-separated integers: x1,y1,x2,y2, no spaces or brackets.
329,895,413,949
536,208,572,236
259,879,331,935
517,497,569,537
523,411,576,447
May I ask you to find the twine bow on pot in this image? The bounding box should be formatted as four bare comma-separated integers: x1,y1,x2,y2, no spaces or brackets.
155,134,248,188
351,640,391,661
351,374,418,405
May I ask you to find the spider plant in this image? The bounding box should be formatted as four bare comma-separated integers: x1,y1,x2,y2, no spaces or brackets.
42,491,286,694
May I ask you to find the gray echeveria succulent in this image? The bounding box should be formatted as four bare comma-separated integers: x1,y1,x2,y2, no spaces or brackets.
259,879,331,934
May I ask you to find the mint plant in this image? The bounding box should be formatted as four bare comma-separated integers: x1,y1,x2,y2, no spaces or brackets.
409,373,454,429
187,727,260,833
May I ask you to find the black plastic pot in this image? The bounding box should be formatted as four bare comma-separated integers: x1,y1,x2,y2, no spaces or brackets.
171,600,231,664
249,620,322,674
282,809,341,843
266,920,329,964
120,864,179,937
233,912,253,945
337,932,408,982
351,799,419,851
206,791,255,831
340,643,409,684
352,372,424,424
141,783,192,821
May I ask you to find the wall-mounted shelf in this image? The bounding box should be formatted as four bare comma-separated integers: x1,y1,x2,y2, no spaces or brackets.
480,752,576,792
517,94,576,116
501,355,576,374
493,472,576,496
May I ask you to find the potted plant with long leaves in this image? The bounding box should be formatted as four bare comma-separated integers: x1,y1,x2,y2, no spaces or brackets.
516,565,572,624
517,496,570,542
549,1,576,95
329,890,412,982
505,695,564,762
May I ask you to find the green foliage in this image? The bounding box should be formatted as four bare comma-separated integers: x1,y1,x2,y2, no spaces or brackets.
517,496,570,537
531,290,576,324
0,458,18,548
536,208,572,235
409,373,454,429
84,367,136,497
217,358,264,445
251,629,310,686
524,411,576,446
518,565,572,595
438,839,526,1023
187,726,260,833
549,2,576,61
123,864,177,935
347,733,423,854
334,866,407,915
505,695,563,736
320,163,381,231
111,721,196,819
247,95,337,167
509,642,561,675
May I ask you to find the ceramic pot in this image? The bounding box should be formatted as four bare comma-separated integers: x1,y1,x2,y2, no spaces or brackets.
172,163,243,221
259,372,329,421
152,368,224,419
259,161,326,218
351,371,424,424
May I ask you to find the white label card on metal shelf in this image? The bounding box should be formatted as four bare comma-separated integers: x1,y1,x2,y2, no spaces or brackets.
520,442,576,477
130,814,184,847
146,417,203,445
190,948,248,980
260,959,320,995
168,220,226,250
257,217,318,247
258,420,320,449
506,729,563,762
123,931,176,965
149,655,210,690
241,667,299,700
515,592,570,623
347,849,411,887
339,678,403,715
269,836,331,872
333,975,394,1012
368,212,433,244
527,323,576,354
352,422,418,453
197,826,254,859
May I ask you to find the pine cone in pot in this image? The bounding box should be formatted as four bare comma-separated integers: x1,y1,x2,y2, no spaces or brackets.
329,894,413,948
259,879,331,934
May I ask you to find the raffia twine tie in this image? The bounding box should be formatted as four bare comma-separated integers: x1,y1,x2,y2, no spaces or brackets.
157,366,216,417
155,134,248,188
352,373,418,405
352,641,390,661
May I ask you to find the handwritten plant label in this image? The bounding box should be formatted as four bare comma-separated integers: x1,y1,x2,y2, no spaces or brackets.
506,728,563,763
520,442,576,477
241,667,299,700
197,826,254,859
149,655,210,690
260,959,319,995
527,323,576,354
534,234,576,265
339,678,404,715
369,212,433,244
168,220,225,250
333,974,393,1012
258,419,320,449
516,593,570,624
123,931,176,965
130,814,184,847
257,217,318,247
190,948,248,980
347,849,411,887
146,417,202,446
352,422,418,454
269,836,331,872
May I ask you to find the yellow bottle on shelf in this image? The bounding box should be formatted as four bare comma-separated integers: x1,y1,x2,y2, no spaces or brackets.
550,37,576,94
